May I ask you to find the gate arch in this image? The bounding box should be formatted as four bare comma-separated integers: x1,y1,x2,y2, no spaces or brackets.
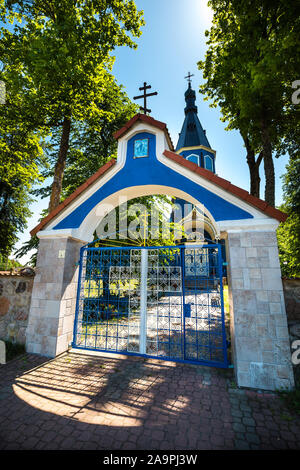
26,113,294,391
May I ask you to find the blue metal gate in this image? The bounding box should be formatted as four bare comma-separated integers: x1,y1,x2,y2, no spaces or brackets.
72,245,228,368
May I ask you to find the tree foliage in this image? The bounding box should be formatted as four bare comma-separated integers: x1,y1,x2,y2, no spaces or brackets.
0,65,47,258
36,81,138,200
277,155,300,278
198,0,300,206
0,0,144,261
1,0,145,211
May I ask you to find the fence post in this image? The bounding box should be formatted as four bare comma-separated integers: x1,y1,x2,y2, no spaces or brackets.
139,248,148,355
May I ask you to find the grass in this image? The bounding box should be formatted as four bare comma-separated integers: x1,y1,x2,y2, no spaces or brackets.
4,340,26,362
278,384,300,416
278,367,300,416
223,285,230,315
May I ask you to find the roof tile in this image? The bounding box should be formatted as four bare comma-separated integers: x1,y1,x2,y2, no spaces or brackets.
163,150,287,223
30,159,116,236
114,113,174,151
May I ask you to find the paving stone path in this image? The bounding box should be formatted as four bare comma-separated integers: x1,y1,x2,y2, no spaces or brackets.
0,351,299,450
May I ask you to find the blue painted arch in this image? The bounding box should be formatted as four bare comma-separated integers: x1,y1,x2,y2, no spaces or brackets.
53,132,252,231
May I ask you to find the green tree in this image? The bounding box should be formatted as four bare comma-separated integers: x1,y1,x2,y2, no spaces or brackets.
277,155,300,278
1,0,144,211
15,83,139,264
0,65,46,258
198,0,300,206
36,81,138,200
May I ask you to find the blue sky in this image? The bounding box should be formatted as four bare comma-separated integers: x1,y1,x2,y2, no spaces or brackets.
13,0,289,263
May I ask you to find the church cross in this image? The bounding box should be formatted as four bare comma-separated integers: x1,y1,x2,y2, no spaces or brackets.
133,82,158,114
184,72,194,85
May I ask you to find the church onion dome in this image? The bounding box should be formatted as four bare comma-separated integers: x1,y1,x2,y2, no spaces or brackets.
176,82,211,151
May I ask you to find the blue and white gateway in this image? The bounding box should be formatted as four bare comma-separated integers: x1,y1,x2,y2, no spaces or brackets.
30,82,283,371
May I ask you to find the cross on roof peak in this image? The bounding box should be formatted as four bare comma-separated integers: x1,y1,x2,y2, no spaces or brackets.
133,82,158,114
184,72,194,86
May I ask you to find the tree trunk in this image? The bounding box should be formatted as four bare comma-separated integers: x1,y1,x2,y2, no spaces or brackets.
48,116,71,212
261,120,275,207
241,133,263,199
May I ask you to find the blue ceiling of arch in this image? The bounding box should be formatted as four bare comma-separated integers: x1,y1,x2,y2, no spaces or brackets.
53,132,252,230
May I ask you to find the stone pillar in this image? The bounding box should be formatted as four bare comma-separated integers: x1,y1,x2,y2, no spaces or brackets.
226,230,294,391
26,237,85,357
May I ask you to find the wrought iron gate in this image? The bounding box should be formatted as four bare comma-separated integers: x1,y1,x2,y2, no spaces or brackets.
72,245,228,367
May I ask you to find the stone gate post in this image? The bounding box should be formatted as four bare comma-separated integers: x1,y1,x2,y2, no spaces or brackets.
226,229,294,390
26,236,85,357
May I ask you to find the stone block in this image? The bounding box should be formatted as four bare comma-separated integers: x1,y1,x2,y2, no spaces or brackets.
277,365,292,379
62,314,75,335
249,268,261,279
247,257,258,268
228,233,241,247
56,334,70,355
257,257,270,268
250,279,263,290
0,340,5,364
274,340,293,366
44,300,61,318
249,362,275,390
234,290,257,313
251,231,277,247
235,314,256,337
262,351,274,363
240,232,252,247
237,371,251,388
257,302,270,314
257,247,269,258
232,279,244,289
262,337,274,351
268,291,281,302
261,268,283,290
27,341,42,354
242,269,250,289
257,314,268,326
246,247,257,258
41,335,57,357
229,247,246,268
237,360,250,372
256,325,270,338
236,337,261,362
269,302,282,314
256,291,269,302
267,316,276,338
45,283,63,301
275,377,294,391
276,326,289,339
274,315,287,327
231,268,243,279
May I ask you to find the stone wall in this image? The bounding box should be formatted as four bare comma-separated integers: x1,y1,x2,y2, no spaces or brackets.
283,278,300,387
226,230,295,391
282,278,300,323
0,273,34,344
26,237,84,357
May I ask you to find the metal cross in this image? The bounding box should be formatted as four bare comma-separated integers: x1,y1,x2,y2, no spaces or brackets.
133,82,158,114
184,72,194,85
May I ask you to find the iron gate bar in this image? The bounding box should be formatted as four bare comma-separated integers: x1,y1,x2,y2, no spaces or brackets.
180,247,186,361
72,244,228,368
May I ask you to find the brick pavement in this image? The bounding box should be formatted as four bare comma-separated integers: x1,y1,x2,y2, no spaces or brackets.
0,351,299,450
